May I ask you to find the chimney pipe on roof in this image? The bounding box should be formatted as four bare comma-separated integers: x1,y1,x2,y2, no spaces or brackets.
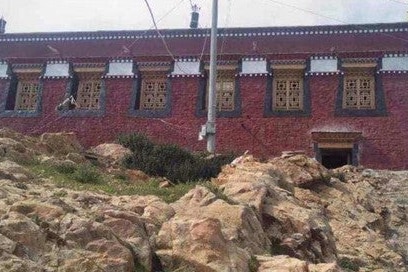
190,5,200,29
0,17,6,34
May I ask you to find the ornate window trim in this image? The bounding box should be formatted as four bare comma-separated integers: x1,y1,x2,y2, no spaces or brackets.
312,131,361,167
264,60,310,117
335,59,386,117
342,70,375,110
0,64,43,117
58,64,106,117
196,63,241,118
130,63,172,118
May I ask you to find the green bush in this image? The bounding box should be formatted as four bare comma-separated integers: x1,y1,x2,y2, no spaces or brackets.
53,161,77,174
119,133,235,183
118,133,154,153
338,257,361,271
248,255,259,272
72,164,102,184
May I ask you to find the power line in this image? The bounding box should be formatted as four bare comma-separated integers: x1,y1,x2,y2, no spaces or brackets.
142,0,189,72
264,0,350,25
263,0,408,44
388,0,408,5
117,0,186,57
220,0,232,54
199,29,209,61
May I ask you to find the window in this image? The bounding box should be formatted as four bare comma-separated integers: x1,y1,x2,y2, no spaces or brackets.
335,59,385,117
1,64,43,116
273,70,303,111
139,71,167,110
130,63,171,118
75,73,102,110
204,70,236,112
58,64,106,117
343,69,375,110
264,61,310,117
196,63,241,118
14,73,40,111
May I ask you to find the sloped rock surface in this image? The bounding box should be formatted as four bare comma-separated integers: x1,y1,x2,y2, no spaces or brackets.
0,128,406,272
218,156,337,264
0,177,167,271
156,186,270,271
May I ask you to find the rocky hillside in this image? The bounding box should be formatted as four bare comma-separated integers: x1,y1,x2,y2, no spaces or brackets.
0,128,406,272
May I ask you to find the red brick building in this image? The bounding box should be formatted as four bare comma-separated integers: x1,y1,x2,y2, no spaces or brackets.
1,21,408,169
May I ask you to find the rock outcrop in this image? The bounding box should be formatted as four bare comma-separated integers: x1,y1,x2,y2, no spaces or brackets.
0,128,406,271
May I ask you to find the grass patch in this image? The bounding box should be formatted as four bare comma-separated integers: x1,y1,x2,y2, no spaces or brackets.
53,161,77,174
28,163,194,203
203,181,236,205
71,164,102,184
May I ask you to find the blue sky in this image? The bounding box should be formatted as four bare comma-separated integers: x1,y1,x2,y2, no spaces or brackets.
0,0,407,33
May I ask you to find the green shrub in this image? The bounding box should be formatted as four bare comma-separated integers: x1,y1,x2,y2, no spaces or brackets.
53,162,77,174
119,133,235,183
72,164,102,184
248,255,259,272
338,257,360,271
118,133,154,153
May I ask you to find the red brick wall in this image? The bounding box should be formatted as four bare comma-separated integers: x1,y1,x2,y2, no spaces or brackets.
1,73,408,169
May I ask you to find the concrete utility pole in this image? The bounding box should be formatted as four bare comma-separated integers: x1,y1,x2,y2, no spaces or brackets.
206,0,218,154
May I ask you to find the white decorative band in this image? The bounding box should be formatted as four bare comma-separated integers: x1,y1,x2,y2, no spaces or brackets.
306,71,342,76
384,53,408,58
310,56,337,60
378,70,408,74
168,74,204,78
41,75,72,79
109,59,133,63
1,27,407,42
174,58,199,62
103,75,137,78
46,60,68,64
242,57,265,61
237,73,271,77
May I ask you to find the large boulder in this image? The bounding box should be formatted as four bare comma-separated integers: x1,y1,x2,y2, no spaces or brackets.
217,157,338,264
0,160,33,182
0,137,37,164
156,186,270,271
269,154,331,188
256,255,309,272
40,132,83,156
88,143,132,166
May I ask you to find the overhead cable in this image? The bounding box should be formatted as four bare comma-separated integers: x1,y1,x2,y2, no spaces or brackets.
263,0,408,44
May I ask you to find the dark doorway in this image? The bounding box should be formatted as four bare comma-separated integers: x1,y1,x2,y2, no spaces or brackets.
320,148,352,169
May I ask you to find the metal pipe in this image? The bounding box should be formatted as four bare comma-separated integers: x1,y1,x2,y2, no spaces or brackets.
207,0,218,154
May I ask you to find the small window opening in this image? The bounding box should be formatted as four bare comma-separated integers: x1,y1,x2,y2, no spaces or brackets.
320,148,352,169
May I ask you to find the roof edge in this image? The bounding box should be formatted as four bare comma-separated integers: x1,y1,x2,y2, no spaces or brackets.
1,21,408,41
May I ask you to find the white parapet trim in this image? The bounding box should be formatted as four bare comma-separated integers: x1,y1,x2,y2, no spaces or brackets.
310,56,338,73
0,61,9,79
382,55,408,71
44,61,70,78
172,58,201,76
241,58,268,74
106,60,134,77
